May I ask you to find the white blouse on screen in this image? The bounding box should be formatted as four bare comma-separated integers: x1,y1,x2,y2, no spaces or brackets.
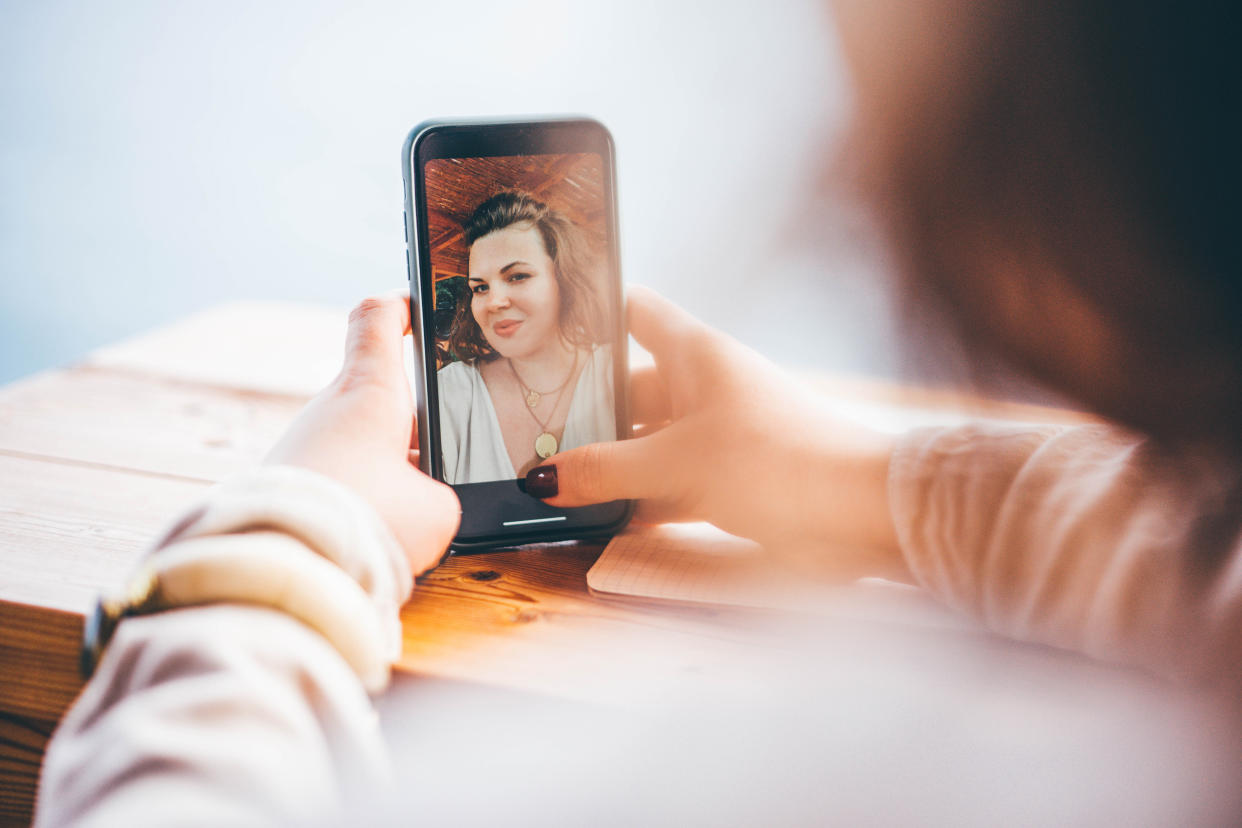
437,345,615,485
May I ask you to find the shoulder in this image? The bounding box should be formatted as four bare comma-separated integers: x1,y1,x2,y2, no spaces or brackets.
587,343,613,369
571,345,613,391
438,360,480,391
438,359,478,380
437,361,484,418
589,344,614,381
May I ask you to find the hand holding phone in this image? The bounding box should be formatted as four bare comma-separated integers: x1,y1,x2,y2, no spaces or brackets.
403,118,632,550
531,287,906,581
266,291,461,572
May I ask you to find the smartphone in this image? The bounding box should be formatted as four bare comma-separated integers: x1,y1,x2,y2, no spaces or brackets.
402,117,633,551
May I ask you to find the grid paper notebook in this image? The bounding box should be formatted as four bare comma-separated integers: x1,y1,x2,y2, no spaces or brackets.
587,522,977,631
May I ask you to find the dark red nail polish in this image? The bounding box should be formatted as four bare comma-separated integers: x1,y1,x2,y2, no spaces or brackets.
525,464,558,499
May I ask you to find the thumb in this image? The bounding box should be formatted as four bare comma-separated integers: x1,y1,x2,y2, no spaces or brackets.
340,290,412,386
625,284,707,360
524,433,670,508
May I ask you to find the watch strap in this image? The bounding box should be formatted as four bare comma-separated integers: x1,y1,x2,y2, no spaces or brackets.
81,531,392,692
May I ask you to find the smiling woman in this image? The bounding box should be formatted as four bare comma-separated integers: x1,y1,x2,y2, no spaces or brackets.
436,190,615,483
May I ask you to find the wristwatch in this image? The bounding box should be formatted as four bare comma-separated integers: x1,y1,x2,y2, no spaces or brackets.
80,566,162,678
77,534,392,691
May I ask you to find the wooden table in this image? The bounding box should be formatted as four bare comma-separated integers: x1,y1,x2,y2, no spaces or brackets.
0,304,1102,826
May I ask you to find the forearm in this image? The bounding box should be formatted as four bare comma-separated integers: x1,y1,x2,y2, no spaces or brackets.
889,422,1242,684
751,389,906,581
36,468,411,826
37,605,386,828
798,422,904,579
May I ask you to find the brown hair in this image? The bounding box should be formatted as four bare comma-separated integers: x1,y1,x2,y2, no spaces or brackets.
445,191,609,363
857,2,1242,457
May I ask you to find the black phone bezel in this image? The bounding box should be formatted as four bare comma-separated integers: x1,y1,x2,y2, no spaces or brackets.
402,117,633,551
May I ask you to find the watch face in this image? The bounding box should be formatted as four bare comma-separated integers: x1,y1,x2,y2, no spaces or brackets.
80,566,161,677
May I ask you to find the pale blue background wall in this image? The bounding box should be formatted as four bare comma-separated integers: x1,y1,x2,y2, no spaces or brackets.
0,0,896,385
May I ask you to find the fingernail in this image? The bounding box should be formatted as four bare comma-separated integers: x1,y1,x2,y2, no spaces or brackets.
525,464,558,499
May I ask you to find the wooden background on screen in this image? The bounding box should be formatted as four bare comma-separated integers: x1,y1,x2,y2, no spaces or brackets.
424,153,606,281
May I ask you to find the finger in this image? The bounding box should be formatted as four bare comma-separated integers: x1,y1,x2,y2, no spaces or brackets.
631,422,668,439
625,286,711,361
633,498,687,525
341,290,412,384
525,433,671,507
396,471,461,573
630,364,671,425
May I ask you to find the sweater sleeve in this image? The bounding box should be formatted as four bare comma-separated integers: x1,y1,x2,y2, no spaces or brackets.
889,423,1242,685
35,467,410,827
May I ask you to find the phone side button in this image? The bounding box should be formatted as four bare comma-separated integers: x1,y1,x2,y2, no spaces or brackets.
406,252,412,281
403,211,408,243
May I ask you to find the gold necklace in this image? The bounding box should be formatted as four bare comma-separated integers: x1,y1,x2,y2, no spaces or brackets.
508,351,579,459
509,354,577,409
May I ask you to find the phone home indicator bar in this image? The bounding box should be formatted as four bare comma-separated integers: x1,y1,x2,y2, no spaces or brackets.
502,516,568,527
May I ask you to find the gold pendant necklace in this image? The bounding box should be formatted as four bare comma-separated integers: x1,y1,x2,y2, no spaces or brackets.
508,352,579,460
510,357,575,410
534,431,559,459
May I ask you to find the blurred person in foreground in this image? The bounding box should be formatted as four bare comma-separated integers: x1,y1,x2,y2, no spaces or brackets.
35,1,1242,825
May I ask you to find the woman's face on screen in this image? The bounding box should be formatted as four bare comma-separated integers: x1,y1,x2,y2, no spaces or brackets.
468,223,562,360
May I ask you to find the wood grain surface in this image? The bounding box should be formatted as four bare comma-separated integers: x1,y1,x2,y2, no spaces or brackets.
0,366,306,483
0,713,55,828
0,303,1090,827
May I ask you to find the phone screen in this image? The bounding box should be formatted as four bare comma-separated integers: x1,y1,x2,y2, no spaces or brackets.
406,121,630,547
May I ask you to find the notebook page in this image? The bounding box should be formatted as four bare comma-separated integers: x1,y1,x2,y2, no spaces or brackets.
588,522,811,609
588,522,978,631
